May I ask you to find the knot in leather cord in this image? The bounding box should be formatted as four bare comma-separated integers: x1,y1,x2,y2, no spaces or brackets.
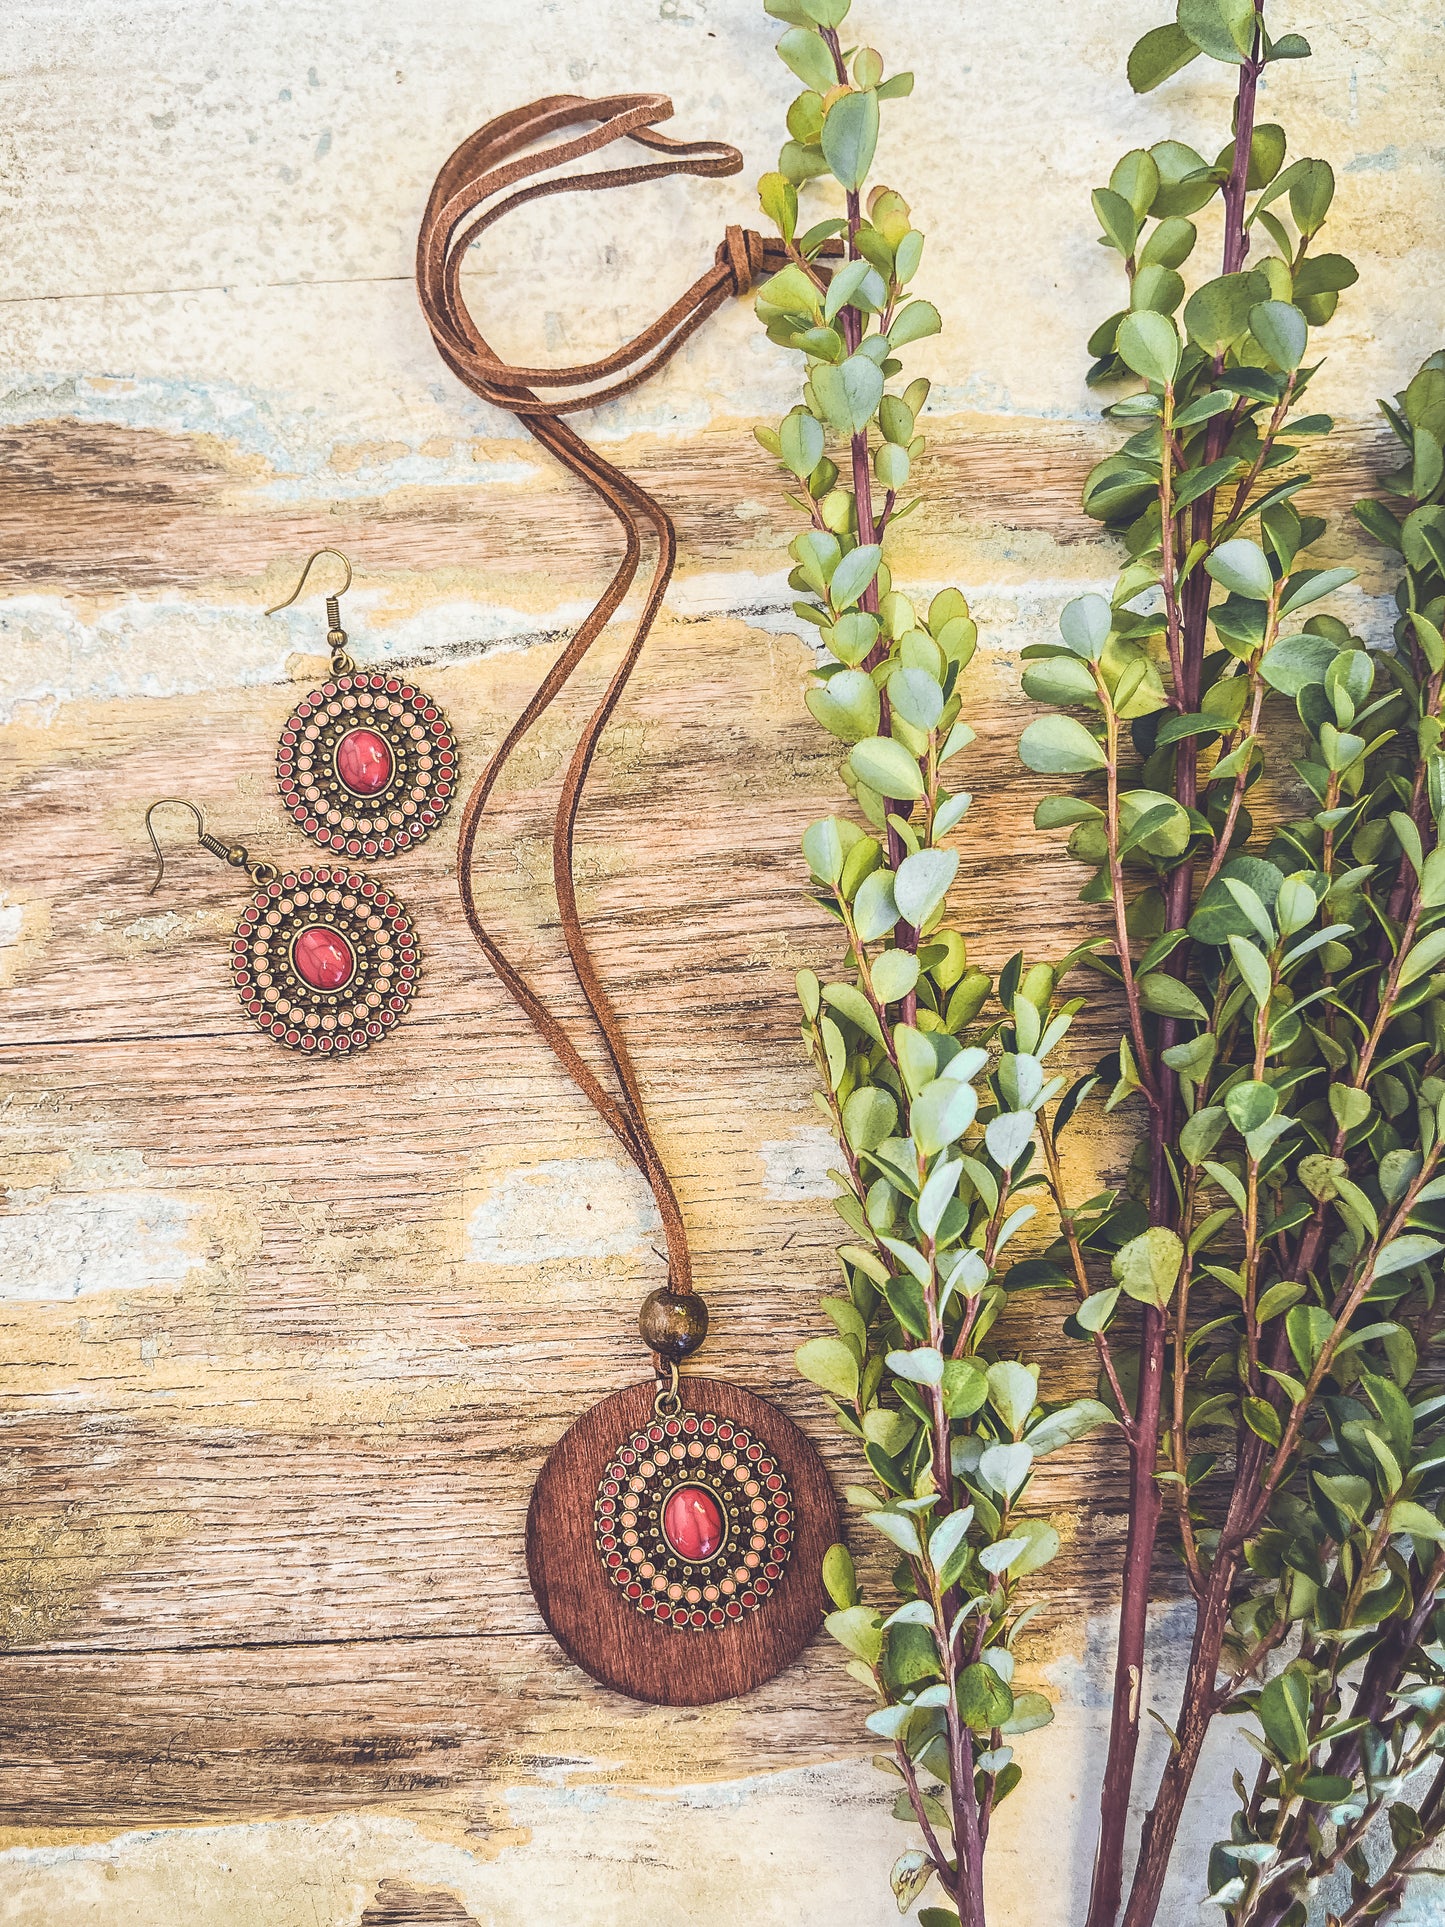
414,96,833,1306
718,223,765,297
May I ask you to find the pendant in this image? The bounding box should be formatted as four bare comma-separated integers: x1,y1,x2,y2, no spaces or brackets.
277,669,457,860
230,863,421,1053
527,1375,839,1704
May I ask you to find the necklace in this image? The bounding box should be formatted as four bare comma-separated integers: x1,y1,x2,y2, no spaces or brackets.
416,94,841,1704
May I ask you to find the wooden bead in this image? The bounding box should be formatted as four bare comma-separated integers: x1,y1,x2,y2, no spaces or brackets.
638,1287,708,1360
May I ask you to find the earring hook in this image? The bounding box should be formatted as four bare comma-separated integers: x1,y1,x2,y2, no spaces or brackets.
144,798,205,895
143,798,277,895
264,548,353,617
265,549,356,673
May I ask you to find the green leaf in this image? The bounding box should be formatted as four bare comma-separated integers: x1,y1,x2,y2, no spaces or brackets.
1022,654,1099,707
875,72,915,101
1249,300,1307,371
1180,1107,1227,1165
957,1662,1014,1733
823,1541,859,1608
888,299,943,348
824,980,884,1045
842,1085,897,1153
1002,1689,1056,1734
1328,1084,1371,1132
1128,22,1200,91
758,170,799,245
888,665,944,732
821,87,879,191
1185,270,1268,353
1024,1398,1114,1455
986,1359,1039,1435
849,735,924,801
1287,1304,1334,1373
778,407,825,478
1206,538,1274,599
1290,159,1335,236
829,541,882,611
928,1507,975,1573
1189,856,1283,945
895,848,958,926
1178,0,1257,63
790,527,841,594
1389,1500,1445,1543
806,667,880,741
1142,216,1199,270
801,816,846,885
1225,1079,1277,1133
1018,715,1108,774
872,947,919,1002
1293,253,1359,299
812,353,884,435
1277,566,1356,615
1060,594,1112,659
827,609,881,665
887,1345,945,1386
1374,1235,1444,1281
911,1077,979,1156
777,26,838,92
1228,933,1273,1009
1257,1669,1310,1765
1112,148,1162,220
1076,1287,1120,1332
824,258,885,324
1113,1225,1184,1308
825,1603,883,1663
1117,311,1181,385
1243,1395,1282,1446
853,867,900,941
1092,187,1139,258
867,1507,923,1557
942,1357,989,1418
1007,1518,1061,1575
1138,972,1209,1021
875,441,910,490
796,1335,860,1401
1259,630,1341,694
1398,927,1445,988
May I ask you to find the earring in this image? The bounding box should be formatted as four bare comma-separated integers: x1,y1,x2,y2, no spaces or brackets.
265,549,458,861
144,799,422,1056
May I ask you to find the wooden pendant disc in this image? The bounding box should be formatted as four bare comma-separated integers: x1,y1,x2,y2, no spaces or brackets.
526,1377,840,1705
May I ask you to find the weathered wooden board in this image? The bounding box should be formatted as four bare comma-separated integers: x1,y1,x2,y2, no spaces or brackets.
2,0,1444,1920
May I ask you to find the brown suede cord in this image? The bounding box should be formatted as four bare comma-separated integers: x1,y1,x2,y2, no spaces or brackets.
415,95,799,1297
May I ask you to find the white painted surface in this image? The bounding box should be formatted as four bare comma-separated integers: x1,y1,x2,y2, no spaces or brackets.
465,1157,661,1265
0,1190,202,1302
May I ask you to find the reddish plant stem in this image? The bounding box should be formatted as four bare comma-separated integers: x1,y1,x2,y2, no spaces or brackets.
1084,30,1264,1927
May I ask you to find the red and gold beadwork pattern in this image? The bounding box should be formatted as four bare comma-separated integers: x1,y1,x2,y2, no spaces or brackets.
594,1409,795,1631
230,866,420,1054
276,672,456,859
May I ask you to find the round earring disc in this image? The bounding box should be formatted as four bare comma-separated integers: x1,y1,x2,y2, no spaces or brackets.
277,670,457,860
527,1376,839,1705
231,865,420,1054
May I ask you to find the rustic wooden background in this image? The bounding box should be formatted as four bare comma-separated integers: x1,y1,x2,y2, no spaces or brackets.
1,1,1442,1921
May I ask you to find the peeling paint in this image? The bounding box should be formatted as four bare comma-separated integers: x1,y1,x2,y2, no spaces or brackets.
757,1128,837,1202
465,1157,661,1266
0,1189,202,1302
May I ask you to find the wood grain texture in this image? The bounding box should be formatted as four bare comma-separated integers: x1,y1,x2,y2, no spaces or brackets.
360,1885,482,1926
4,0,1444,1916
527,1376,838,1705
